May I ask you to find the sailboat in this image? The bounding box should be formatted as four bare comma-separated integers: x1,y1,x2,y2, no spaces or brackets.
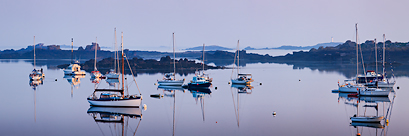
106,28,120,79
64,38,86,75
358,38,384,86
188,44,212,88
357,39,390,97
87,32,142,107
367,34,396,88
29,36,45,81
158,33,184,86
358,87,390,97
231,40,253,84
91,37,102,78
338,24,366,93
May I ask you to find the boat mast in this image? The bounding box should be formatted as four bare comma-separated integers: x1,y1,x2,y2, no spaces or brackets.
202,43,205,73
355,24,359,83
114,28,118,74
375,38,378,82
33,36,36,69
94,37,98,71
383,34,386,81
71,38,73,64
121,32,125,91
173,33,176,80
237,40,240,74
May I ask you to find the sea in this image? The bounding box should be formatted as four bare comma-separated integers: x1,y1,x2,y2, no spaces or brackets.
1,49,408,136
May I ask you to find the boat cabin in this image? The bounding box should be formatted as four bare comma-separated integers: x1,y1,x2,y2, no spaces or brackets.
100,93,121,100
237,74,252,81
357,70,383,83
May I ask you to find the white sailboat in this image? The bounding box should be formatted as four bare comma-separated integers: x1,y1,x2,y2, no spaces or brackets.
358,88,390,97
338,24,366,93
64,38,86,75
90,37,102,78
106,28,120,79
88,32,142,107
158,33,184,86
231,40,253,84
358,38,390,97
373,34,395,88
29,36,45,81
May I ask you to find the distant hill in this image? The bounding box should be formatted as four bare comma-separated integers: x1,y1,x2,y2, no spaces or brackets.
184,45,233,51
244,42,343,50
271,42,343,50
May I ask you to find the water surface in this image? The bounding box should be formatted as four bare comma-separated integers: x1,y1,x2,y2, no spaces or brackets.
0,59,408,136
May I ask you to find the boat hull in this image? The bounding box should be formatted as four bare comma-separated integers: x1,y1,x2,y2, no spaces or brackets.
87,107,141,117
188,82,211,88
158,80,184,86
351,116,384,123
88,97,141,107
338,86,365,93
231,79,253,84
359,90,390,97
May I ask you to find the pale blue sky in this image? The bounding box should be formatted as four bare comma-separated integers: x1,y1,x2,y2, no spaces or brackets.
0,0,408,50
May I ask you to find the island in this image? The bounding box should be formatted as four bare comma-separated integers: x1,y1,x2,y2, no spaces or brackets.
58,56,225,76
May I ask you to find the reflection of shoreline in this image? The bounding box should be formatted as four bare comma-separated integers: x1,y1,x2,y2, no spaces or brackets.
281,61,408,78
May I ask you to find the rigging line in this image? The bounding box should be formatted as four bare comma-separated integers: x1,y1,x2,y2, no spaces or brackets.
133,119,142,136
359,41,368,83
230,87,239,127
231,43,238,79
109,124,114,136
175,90,185,128
342,99,353,136
95,122,106,136
125,117,129,136
384,97,394,135
125,54,142,95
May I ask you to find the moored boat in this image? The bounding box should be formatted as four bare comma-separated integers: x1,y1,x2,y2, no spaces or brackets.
158,33,184,86
358,88,389,97
188,75,211,88
87,32,142,107
29,36,45,81
231,40,253,85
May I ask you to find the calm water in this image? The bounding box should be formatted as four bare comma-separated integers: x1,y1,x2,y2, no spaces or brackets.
1,59,409,136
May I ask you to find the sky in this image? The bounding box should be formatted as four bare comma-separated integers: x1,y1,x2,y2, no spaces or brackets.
0,0,408,51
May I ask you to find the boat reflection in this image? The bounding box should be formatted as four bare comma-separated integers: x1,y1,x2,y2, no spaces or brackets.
90,77,101,84
230,84,253,127
64,75,85,97
106,78,119,87
64,75,85,86
188,88,211,122
231,84,253,94
29,79,43,90
335,91,396,136
87,107,142,136
155,85,183,136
